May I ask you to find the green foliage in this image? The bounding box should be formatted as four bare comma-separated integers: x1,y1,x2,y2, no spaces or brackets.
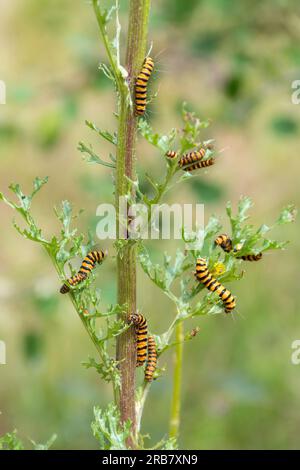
78,141,116,168
0,430,56,450
137,192,295,360
92,403,132,450
226,197,296,255
0,430,24,450
30,434,57,450
85,120,117,146
0,176,126,401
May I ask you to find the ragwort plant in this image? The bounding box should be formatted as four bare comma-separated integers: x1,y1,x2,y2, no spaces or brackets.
0,0,296,450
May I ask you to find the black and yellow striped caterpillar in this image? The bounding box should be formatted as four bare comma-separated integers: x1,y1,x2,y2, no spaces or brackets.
129,313,148,367
215,234,263,261
165,150,178,159
195,258,236,313
182,158,215,172
178,148,206,168
145,335,157,382
60,250,106,294
215,234,233,253
237,253,262,261
135,57,154,116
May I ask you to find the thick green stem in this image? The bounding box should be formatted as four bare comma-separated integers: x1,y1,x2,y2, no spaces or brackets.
115,0,150,448
169,322,184,440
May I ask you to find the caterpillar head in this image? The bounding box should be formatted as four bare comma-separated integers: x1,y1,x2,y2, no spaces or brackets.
128,313,139,325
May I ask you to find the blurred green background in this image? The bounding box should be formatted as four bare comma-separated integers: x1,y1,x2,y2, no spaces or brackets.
1,0,300,449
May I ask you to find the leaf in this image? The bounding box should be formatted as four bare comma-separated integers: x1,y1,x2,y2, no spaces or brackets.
138,120,177,153
59,200,73,233
30,434,57,450
162,437,178,450
226,196,253,237
32,177,49,198
163,249,186,288
138,245,167,291
82,356,120,384
276,204,297,225
91,404,132,450
104,318,129,340
0,191,17,210
8,177,49,212
0,430,24,450
179,103,211,152
12,219,45,243
99,63,115,82
85,120,117,145
78,142,116,168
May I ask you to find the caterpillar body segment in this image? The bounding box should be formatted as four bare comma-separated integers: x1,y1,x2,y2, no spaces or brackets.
215,234,233,253
129,313,148,367
60,273,86,294
165,150,178,159
182,157,215,172
178,148,206,168
145,335,157,382
237,253,263,261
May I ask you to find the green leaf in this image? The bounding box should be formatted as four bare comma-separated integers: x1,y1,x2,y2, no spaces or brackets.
179,103,211,152
0,430,24,450
82,356,120,385
78,142,116,168
30,434,57,450
32,177,49,198
138,120,177,153
138,245,167,291
276,204,297,225
85,120,117,145
92,404,132,450
59,200,72,233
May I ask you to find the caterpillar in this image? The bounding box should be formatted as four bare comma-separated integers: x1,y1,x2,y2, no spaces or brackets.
135,57,154,116
145,335,157,382
182,158,215,172
215,234,233,253
60,250,106,294
165,150,178,159
178,148,206,168
237,253,263,262
129,313,148,367
195,258,236,313
215,234,263,261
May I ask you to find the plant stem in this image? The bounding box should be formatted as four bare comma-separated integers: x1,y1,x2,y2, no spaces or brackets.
92,0,123,92
136,381,151,435
169,321,184,440
115,0,150,448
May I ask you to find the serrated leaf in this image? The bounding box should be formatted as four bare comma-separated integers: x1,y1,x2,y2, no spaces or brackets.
138,120,177,152
30,434,57,450
276,204,297,225
85,120,117,145
0,430,24,450
78,142,116,168
92,404,132,450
